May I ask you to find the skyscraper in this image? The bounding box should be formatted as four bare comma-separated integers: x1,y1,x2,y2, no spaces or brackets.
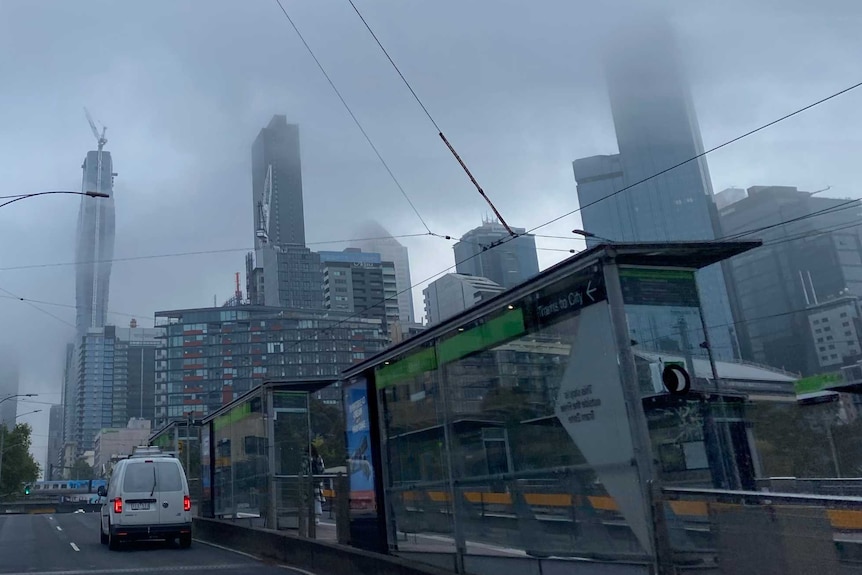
249,116,322,309
423,273,505,325
320,248,398,330
572,17,735,360
453,219,540,289
252,115,305,249
46,404,64,480
75,150,115,337
73,325,162,454
719,186,862,375
351,220,416,324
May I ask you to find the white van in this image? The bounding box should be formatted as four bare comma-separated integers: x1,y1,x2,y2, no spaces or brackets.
98,447,192,550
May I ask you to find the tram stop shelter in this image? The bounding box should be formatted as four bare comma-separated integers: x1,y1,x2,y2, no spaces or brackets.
194,241,767,575
337,241,762,574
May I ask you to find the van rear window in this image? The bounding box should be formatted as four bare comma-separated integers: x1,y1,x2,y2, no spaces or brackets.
123,463,156,493
157,462,182,491
122,461,182,493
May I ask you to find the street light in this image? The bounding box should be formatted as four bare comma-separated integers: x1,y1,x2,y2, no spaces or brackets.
572,229,616,244
0,408,42,491
0,190,110,210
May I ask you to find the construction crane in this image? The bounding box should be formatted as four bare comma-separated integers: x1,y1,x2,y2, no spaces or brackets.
256,164,273,244
83,107,109,329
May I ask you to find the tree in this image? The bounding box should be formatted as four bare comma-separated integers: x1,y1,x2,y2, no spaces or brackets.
68,457,93,480
0,423,40,499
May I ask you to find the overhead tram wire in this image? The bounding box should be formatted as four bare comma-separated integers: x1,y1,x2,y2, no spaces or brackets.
344,0,516,237
517,79,862,240
0,293,146,322
0,232,443,272
0,285,76,329
271,0,434,237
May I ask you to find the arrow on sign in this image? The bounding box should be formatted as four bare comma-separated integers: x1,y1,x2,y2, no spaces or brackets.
586,280,597,302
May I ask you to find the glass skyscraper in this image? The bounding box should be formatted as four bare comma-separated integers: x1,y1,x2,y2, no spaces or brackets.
453,220,540,289
75,150,115,337
572,18,736,360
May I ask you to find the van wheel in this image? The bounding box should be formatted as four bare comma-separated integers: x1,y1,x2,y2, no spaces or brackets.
179,533,192,549
108,524,121,551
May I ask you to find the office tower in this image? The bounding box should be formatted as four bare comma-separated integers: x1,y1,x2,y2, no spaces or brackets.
75,150,115,337
252,115,305,249
572,17,735,360
152,305,388,427
719,186,862,375
351,220,416,324
249,116,322,309
715,187,748,210
62,343,75,445
320,248,398,330
453,219,540,289
73,325,162,453
46,405,64,480
252,245,323,309
0,350,18,428
423,273,505,325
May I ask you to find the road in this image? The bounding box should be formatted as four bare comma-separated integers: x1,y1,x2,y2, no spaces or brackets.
0,512,311,575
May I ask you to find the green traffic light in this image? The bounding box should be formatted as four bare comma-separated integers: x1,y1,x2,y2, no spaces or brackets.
24,485,30,495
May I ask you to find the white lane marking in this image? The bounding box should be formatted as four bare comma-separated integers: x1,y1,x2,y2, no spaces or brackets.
193,538,318,575
70,542,80,552
47,516,54,520
57,525,63,531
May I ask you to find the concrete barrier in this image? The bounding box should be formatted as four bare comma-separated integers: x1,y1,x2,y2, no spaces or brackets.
193,517,457,575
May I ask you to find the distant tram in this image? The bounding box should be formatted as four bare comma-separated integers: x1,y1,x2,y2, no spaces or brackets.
25,479,108,503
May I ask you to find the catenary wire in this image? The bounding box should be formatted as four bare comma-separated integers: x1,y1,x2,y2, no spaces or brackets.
272,0,433,235
343,0,515,236
0,285,75,329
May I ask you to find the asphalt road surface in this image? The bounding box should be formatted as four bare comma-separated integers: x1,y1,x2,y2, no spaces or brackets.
0,512,312,575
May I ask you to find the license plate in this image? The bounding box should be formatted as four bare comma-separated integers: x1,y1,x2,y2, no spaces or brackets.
130,502,150,511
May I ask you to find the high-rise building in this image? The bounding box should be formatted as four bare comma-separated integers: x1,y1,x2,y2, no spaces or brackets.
0,350,19,429
152,305,389,427
453,219,540,289
46,404,64,480
572,17,735,360
806,295,862,372
351,221,416,324
75,150,115,337
320,248,398,330
423,273,505,325
719,186,862,375
252,245,323,309
248,116,323,310
73,325,162,454
62,343,75,445
252,115,305,249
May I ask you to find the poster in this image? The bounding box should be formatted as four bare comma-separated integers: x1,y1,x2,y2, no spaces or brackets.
344,377,375,512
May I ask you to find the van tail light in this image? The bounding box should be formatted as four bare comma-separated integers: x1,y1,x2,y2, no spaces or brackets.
183,495,191,512
113,497,123,514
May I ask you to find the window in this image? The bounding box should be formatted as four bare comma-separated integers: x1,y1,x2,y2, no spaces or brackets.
841,312,848,318
829,344,836,350
825,326,832,332
819,346,826,352
846,331,853,337
157,462,183,491
817,337,824,343
816,329,822,334
814,319,821,324
844,322,851,327
827,336,834,341
123,463,157,492
832,354,839,359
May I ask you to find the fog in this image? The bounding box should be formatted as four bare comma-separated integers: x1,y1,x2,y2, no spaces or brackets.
1,0,860,465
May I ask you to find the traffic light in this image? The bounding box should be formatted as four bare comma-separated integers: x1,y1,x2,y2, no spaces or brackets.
23,484,31,495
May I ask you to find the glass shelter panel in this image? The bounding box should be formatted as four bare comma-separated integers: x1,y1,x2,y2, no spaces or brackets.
375,263,653,560
211,389,267,519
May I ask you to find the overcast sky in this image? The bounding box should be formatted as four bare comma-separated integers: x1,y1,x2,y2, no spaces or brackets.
1,0,861,465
